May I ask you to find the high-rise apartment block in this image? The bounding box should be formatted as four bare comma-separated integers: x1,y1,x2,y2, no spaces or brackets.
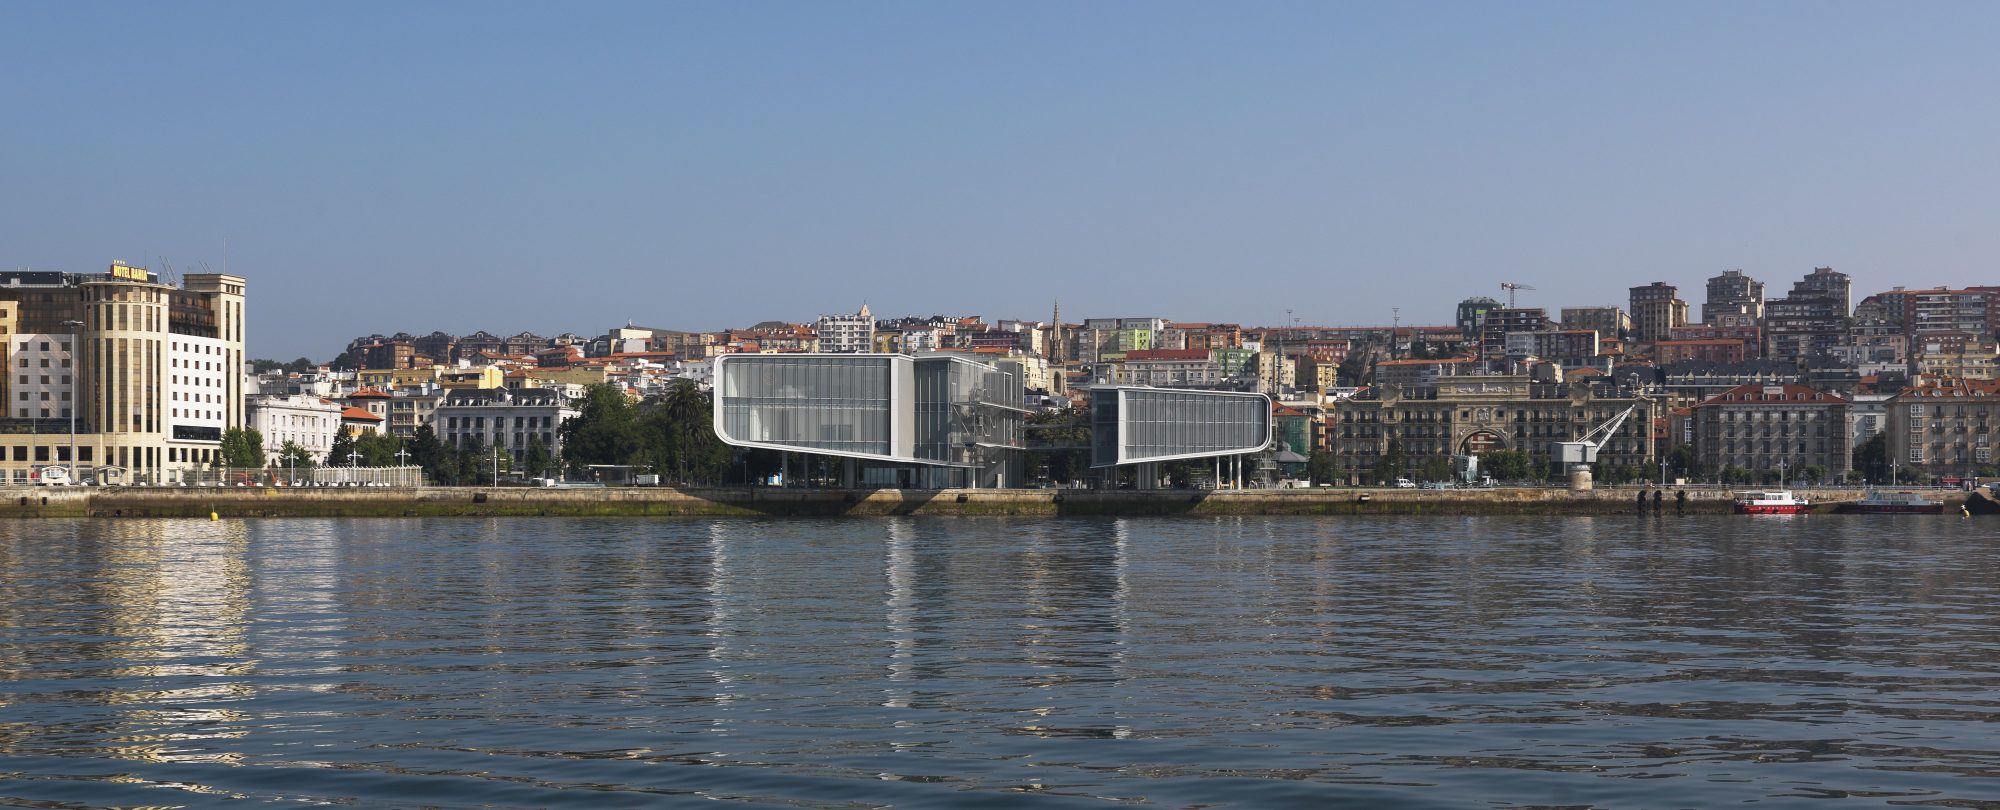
1560,306,1631,341
1764,267,1852,361
815,304,874,353
0,262,246,483
1628,282,1689,343
1457,297,1501,342
1703,270,1764,326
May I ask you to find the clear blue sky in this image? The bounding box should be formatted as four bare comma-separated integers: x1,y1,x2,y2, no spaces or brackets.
4,1,1996,360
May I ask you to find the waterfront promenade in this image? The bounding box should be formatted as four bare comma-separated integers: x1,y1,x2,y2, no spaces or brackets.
0,484,1948,518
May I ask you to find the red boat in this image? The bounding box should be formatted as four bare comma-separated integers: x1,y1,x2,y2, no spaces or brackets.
1851,490,1944,514
1734,490,1811,514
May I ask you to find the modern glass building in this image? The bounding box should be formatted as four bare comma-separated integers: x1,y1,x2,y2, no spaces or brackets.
714,353,1025,488
1090,387,1271,470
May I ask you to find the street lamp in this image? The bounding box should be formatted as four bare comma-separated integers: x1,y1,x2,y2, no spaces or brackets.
62,320,82,482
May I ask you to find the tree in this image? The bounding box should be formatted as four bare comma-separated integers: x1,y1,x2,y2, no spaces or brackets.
1481,450,1532,482
1025,407,1090,486
1307,450,1339,486
455,435,488,484
1801,464,1829,485
405,426,452,483
523,436,553,479
1664,444,1699,481
656,379,728,485
329,431,358,466
355,432,403,466
1377,439,1407,484
1420,456,1453,483
1853,433,1890,482
277,440,315,471
561,384,644,473
217,427,265,468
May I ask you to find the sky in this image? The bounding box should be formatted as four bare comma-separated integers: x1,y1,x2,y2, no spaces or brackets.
4,1,1999,360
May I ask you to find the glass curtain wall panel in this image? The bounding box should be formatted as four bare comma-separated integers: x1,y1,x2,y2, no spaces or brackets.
1092,387,1270,467
719,356,893,455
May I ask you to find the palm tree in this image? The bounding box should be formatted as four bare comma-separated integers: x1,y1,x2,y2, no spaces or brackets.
659,380,715,484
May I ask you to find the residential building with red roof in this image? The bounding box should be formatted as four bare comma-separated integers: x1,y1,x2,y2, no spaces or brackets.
1691,383,1850,480
1886,377,2000,478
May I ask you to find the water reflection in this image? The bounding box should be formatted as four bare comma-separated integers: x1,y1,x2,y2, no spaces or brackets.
0,519,255,767
1,516,1999,808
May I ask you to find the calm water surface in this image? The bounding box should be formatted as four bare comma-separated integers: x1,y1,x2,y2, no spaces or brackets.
2,516,1999,808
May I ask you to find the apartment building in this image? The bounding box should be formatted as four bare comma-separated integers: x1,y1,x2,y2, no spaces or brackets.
1691,384,1850,478
0,263,245,483
1629,282,1689,343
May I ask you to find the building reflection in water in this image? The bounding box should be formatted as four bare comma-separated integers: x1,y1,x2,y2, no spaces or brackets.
705,520,741,729
1012,517,1131,739
60,519,255,765
882,517,917,708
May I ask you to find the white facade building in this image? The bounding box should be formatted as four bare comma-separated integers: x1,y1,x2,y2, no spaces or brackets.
815,304,874,353
9,333,75,420
436,388,579,464
248,394,342,463
169,334,232,457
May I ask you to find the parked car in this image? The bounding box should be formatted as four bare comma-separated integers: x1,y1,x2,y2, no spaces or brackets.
1394,478,1418,489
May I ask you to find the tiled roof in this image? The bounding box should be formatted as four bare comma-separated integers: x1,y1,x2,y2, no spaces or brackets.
340,406,384,421
347,388,391,399
1894,378,2000,399
1124,348,1211,361
1698,383,1847,406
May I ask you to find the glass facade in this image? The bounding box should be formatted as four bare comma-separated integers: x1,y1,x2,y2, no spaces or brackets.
1092,387,1270,467
718,355,894,455
715,354,1026,487
913,358,1024,464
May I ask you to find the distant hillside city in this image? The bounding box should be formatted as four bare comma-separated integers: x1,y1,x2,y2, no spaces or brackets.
244,266,1995,488
3,260,1983,487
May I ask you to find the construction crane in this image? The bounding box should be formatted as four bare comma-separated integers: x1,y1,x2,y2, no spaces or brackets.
1556,401,1643,491
1500,282,1535,308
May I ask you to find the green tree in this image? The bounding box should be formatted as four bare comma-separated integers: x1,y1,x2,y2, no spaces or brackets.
1853,433,1889,482
1307,450,1339,486
1801,464,1829,484
277,440,315,471
1664,444,1699,480
329,432,358,466
1025,407,1090,486
523,436,553,479
645,379,728,485
1420,456,1453,483
561,384,644,474
1481,450,1532,482
405,425,452,483
355,432,403,466
1377,439,1406,484
217,427,265,468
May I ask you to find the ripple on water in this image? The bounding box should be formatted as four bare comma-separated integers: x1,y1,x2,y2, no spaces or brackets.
1,515,1998,808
